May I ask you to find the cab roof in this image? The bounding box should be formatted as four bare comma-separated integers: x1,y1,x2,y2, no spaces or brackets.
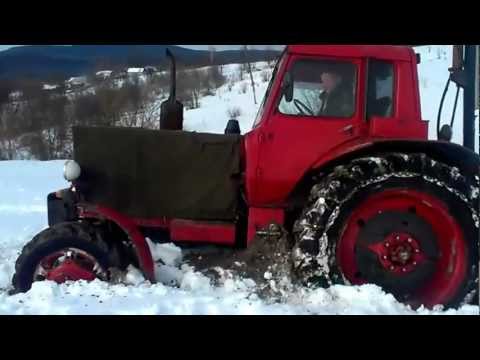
287,45,414,61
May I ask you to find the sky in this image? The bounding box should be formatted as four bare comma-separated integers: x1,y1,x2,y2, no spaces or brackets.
0,45,284,52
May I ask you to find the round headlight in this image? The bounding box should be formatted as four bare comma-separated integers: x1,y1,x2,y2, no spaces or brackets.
64,160,81,181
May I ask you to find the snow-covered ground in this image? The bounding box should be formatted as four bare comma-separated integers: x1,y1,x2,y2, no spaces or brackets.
0,162,477,314
418,46,479,152
182,62,271,134
0,46,478,315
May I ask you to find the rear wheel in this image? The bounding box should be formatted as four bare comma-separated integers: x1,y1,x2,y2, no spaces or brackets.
292,153,479,309
12,222,119,293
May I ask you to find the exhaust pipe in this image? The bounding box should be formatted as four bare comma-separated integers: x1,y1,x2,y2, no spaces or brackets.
160,48,184,130
167,48,177,101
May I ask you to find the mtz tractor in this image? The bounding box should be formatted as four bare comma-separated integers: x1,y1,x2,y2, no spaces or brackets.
12,45,479,309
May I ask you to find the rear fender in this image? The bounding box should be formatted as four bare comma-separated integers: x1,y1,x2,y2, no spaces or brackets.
311,139,480,178
289,140,480,206
77,204,156,283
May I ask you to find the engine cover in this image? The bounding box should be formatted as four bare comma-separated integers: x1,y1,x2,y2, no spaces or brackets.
73,126,242,221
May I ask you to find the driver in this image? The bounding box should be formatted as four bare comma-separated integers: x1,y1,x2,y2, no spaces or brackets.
318,66,354,117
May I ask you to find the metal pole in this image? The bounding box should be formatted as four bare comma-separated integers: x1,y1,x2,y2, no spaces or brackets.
476,45,479,154
463,45,477,151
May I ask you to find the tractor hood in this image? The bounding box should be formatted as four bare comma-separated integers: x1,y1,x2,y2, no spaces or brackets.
73,126,242,221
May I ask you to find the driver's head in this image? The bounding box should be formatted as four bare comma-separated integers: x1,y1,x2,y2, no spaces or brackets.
321,68,342,93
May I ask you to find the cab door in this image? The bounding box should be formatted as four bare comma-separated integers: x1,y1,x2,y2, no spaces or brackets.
253,55,366,205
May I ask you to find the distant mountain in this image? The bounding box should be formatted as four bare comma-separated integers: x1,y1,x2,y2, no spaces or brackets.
0,45,280,81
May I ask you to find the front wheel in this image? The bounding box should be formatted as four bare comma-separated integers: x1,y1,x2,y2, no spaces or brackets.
12,222,119,293
292,153,479,309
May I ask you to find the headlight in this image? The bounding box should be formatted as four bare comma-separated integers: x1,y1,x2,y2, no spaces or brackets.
63,160,81,181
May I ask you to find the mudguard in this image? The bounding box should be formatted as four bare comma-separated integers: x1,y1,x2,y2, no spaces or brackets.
313,139,480,178
77,204,156,283
290,139,480,204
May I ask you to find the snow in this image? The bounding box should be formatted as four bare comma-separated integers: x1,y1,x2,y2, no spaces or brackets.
417,45,479,153
8,91,22,101
96,70,112,77
127,68,145,73
0,161,477,315
0,47,478,315
176,62,272,134
67,76,87,84
42,84,59,90
0,161,68,295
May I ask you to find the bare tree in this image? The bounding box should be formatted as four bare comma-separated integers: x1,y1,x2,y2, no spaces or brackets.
240,82,248,94
208,46,216,65
264,45,278,68
261,70,271,83
237,64,245,81
242,45,257,104
0,80,13,142
227,107,242,119
178,69,201,109
209,66,226,89
0,80,12,107
227,78,235,92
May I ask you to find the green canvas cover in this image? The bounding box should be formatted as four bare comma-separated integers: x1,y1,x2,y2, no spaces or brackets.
73,126,242,221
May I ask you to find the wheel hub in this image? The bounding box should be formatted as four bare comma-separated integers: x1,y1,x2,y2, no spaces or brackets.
34,248,106,284
46,260,98,283
368,232,426,274
337,188,467,307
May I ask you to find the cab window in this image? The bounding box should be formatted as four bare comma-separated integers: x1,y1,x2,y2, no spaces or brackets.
278,59,357,118
366,60,394,118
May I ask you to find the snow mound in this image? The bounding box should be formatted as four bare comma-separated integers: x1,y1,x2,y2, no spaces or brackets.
1,270,477,315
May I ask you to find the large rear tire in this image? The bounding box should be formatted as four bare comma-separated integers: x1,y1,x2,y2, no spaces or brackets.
292,153,479,309
12,222,121,293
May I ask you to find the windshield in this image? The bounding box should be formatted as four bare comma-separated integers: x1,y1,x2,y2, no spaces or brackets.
278,59,357,118
252,51,286,128
279,80,324,116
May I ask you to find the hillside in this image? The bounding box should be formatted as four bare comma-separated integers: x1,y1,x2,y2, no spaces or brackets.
0,45,280,80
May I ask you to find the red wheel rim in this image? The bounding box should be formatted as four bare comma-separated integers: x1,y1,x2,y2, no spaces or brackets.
34,248,106,284
337,189,467,308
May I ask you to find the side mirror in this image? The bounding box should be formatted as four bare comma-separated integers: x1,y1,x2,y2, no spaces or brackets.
438,124,453,142
282,72,294,103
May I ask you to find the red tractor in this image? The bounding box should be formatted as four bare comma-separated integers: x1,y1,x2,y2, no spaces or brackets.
12,45,479,309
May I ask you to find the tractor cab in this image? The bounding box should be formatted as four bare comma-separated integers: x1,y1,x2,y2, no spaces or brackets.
244,45,429,205
252,45,427,135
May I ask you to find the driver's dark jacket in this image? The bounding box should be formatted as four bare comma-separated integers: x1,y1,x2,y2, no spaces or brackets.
318,85,354,117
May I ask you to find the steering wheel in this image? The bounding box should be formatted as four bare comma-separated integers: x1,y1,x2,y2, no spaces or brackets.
294,99,314,116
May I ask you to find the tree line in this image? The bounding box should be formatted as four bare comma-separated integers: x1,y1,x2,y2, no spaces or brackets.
0,65,228,160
